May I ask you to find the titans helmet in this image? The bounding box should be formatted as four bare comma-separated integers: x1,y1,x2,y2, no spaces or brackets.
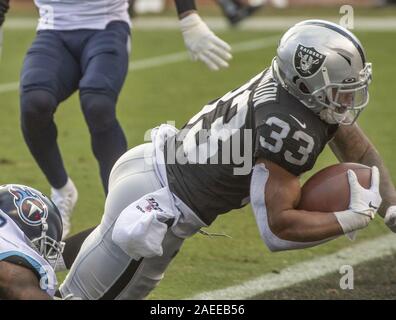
0,184,64,267
272,19,372,125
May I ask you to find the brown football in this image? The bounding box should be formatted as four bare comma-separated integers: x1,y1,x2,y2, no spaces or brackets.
297,163,372,212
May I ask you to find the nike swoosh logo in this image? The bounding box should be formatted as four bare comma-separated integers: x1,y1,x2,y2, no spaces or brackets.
289,114,307,129
352,209,375,219
369,201,379,210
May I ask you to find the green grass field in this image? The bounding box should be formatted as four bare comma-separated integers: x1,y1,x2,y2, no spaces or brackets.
1,10,396,299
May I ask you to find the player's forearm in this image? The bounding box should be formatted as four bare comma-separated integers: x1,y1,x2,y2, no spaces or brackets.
330,125,396,217
7,286,52,300
269,209,344,242
0,280,52,300
174,0,197,18
0,261,53,300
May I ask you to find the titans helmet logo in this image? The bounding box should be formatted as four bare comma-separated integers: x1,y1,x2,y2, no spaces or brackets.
8,186,48,226
294,44,326,78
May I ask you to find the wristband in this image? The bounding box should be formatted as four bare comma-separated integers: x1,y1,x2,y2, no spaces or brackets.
175,0,197,16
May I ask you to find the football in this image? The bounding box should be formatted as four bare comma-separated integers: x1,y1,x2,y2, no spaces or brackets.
297,163,372,212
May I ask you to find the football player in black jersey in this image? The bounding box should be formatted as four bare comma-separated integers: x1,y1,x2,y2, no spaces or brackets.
59,20,396,300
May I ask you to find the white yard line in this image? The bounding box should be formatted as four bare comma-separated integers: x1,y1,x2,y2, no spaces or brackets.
129,51,189,71
186,233,396,300
130,36,279,71
4,17,396,31
0,35,279,94
2,14,394,93
0,82,19,94
133,17,396,31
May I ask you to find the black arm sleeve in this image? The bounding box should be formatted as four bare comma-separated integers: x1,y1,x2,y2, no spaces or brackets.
174,0,197,16
0,0,10,27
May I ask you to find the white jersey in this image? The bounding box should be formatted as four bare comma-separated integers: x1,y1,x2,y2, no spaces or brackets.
0,210,58,297
34,0,131,31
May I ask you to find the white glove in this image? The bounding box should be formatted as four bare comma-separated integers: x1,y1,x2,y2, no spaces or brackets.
334,166,382,235
179,13,232,71
384,205,396,233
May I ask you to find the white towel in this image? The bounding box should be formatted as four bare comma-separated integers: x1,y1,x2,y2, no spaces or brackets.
112,186,180,260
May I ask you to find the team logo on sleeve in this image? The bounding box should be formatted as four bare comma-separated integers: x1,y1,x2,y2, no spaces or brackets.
294,44,326,77
8,186,48,226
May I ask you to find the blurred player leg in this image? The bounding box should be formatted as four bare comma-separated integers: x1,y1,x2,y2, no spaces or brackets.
79,21,130,194
59,143,184,300
20,31,81,238
50,178,78,239
20,31,80,188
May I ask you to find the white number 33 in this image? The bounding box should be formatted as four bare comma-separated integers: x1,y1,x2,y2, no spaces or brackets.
260,116,315,166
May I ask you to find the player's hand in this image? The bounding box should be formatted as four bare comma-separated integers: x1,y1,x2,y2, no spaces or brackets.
335,166,382,236
179,13,232,71
347,166,382,219
384,205,396,233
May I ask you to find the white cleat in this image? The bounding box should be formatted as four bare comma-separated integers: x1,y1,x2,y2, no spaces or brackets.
51,178,78,240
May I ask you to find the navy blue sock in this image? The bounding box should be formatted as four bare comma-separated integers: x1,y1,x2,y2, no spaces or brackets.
80,93,127,194
20,90,68,189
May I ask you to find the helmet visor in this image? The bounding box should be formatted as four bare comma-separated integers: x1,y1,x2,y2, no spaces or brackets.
30,218,65,269
331,84,369,124
313,63,372,125
31,235,64,269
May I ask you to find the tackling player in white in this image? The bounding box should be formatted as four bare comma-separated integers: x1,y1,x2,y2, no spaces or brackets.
0,185,63,299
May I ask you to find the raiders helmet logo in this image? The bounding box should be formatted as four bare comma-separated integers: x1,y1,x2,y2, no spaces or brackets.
294,44,326,78
9,186,48,226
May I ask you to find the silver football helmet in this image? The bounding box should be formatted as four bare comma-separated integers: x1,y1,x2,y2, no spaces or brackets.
272,19,372,125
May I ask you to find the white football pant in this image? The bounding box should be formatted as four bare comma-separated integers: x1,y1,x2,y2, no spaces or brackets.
59,143,205,299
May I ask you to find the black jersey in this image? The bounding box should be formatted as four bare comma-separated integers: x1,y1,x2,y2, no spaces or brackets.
165,69,338,225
